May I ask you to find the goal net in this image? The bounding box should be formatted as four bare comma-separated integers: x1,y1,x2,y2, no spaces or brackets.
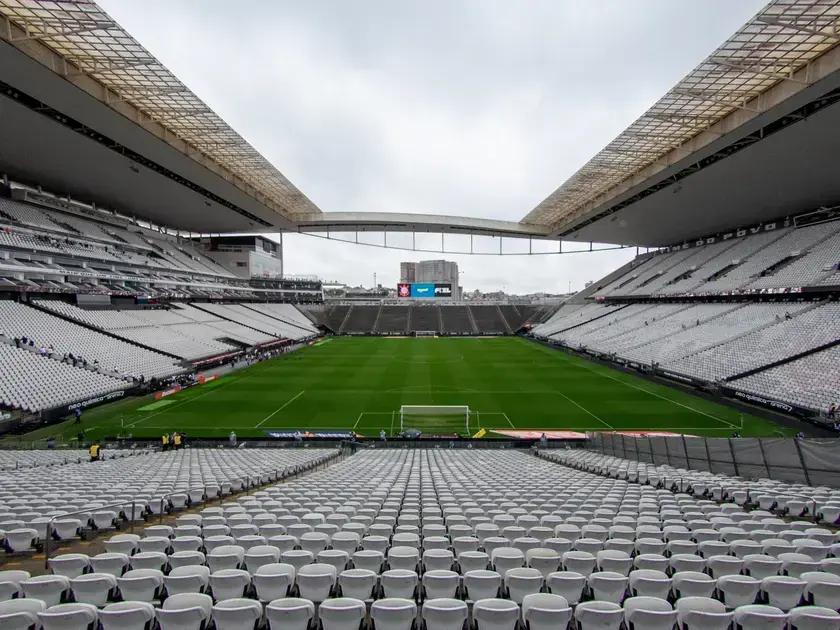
399,405,472,435
415,330,437,337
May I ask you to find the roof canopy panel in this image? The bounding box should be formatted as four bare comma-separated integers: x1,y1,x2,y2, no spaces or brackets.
523,0,840,231
0,0,320,220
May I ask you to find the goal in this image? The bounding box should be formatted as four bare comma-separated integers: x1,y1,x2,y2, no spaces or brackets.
399,405,472,434
415,330,437,337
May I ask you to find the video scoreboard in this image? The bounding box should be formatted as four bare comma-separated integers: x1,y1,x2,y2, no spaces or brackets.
397,283,452,298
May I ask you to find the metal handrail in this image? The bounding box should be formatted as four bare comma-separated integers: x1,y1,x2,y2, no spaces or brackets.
44,500,136,569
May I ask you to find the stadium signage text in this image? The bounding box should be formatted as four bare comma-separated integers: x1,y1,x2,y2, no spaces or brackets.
265,431,356,439
155,385,183,400
663,219,784,253
67,390,125,412
731,390,795,414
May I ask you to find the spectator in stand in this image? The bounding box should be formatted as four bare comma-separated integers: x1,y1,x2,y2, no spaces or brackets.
829,403,837,420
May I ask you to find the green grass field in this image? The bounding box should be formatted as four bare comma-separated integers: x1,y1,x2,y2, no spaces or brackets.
16,336,793,441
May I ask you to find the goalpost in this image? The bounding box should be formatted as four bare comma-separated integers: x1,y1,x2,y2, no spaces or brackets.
415,330,437,337
400,405,471,434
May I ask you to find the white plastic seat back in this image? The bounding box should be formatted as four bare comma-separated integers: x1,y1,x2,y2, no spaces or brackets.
69,573,117,606
731,604,787,630
622,596,676,630
99,601,156,630
38,602,98,630
371,598,417,630
209,569,252,602
265,597,314,630
787,606,840,630
338,568,377,599
319,597,366,630
155,592,213,630
473,598,520,630
546,571,586,605
21,575,71,608
422,598,468,630
0,598,46,630
296,563,336,602
521,593,572,630
211,598,262,630
574,601,623,630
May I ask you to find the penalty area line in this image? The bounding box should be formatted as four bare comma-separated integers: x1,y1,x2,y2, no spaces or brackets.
255,390,305,428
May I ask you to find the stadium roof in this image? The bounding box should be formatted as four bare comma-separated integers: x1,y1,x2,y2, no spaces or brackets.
2,1,840,246
0,0,320,222
523,0,840,234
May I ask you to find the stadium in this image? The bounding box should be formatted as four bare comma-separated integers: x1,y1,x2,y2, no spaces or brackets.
0,0,839,627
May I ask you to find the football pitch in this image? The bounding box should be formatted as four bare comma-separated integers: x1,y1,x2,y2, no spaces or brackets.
24,336,792,441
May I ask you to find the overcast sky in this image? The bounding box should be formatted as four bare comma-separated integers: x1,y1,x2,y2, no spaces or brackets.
100,0,767,293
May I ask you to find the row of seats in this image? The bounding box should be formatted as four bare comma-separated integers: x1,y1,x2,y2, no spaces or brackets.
531,300,839,413
33,300,239,361
592,221,840,297
0,449,90,471
0,300,182,380
3,447,840,629
541,449,840,523
0,448,338,553
0,195,236,280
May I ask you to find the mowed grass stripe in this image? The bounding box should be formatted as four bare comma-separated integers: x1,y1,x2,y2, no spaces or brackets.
14,337,792,441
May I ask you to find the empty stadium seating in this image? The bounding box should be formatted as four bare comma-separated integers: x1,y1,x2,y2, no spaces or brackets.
533,299,839,414
0,342,125,412
0,301,182,380
341,306,380,334
310,303,534,336
0,448,336,554
440,306,475,335
4,447,840,630
594,221,840,298
469,305,510,334
376,307,409,334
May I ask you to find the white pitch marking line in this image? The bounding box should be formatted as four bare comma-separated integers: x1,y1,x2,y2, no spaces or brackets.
554,390,614,430
255,390,305,428
560,353,738,429
353,412,364,430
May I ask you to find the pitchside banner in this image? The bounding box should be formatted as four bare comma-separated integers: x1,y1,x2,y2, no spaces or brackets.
397,283,452,298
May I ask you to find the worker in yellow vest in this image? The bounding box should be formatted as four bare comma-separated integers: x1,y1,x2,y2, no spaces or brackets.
89,442,102,462
161,433,169,451
173,432,182,450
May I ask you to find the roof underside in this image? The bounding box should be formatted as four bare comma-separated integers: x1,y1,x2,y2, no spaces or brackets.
523,0,840,232
0,0,320,220
3,1,840,246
